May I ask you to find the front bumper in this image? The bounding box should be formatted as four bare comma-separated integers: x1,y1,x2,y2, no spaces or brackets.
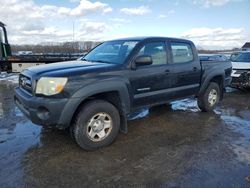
231,70,250,88
14,87,79,129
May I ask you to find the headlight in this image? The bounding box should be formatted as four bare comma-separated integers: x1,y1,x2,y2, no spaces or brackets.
36,77,68,96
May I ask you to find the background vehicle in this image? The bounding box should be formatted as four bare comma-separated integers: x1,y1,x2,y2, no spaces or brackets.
230,52,242,61
14,37,232,150
0,21,81,72
231,51,250,88
199,54,228,62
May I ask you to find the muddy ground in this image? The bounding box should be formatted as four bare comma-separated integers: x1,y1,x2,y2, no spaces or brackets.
0,75,250,188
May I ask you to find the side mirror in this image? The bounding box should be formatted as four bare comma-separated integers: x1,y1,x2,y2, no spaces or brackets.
135,55,152,66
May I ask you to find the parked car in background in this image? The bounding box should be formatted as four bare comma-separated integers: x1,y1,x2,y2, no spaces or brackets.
231,51,250,88
199,54,228,62
230,52,242,61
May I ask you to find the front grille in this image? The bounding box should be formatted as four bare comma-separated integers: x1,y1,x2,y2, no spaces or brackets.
19,74,33,95
232,71,250,85
233,69,249,74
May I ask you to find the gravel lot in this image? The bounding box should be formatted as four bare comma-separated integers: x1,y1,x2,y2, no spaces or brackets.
0,74,249,188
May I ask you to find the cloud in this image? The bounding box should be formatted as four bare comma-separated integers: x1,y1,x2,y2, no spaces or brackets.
40,0,112,17
109,18,132,23
120,6,150,15
70,0,112,16
168,10,175,14
79,21,108,35
0,0,112,44
182,27,247,49
192,0,238,8
157,10,175,19
158,14,167,19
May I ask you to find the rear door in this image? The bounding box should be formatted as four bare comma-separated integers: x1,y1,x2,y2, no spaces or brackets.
129,40,174,108
167,41,201,98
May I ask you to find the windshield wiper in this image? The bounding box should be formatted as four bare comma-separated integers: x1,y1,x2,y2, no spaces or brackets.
81,58,88,61
80,58,96,62
80,58,113,64
92,60,113,64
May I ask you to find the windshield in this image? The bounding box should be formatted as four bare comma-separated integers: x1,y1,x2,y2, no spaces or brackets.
230,52,241,61
233,52,250,62
81,40,138,64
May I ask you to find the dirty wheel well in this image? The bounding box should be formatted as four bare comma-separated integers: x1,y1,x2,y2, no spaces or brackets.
210,75,224,99
210,76,223,89
70,91,123,126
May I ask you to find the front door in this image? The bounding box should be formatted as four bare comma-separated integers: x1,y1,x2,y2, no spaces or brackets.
129,41,173,108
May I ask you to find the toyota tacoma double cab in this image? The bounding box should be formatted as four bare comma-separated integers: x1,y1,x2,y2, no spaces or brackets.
14,37,232,150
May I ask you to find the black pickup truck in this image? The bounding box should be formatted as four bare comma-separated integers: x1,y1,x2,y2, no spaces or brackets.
14,37,232,150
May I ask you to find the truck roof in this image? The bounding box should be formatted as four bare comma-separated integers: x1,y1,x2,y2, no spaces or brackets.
109,36,192,43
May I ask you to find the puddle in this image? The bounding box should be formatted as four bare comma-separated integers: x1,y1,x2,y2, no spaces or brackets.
220,109,250,164
0,121,42,187
171,98,200,112
0,102,3,118
0,122,42,154
128,108,149,120
225,87,237,93
0,72,19,84
0,76,21,119
128,98,200,120
15,107,24,117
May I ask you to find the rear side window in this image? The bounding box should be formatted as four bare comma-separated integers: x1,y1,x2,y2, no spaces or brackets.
170,42,193,63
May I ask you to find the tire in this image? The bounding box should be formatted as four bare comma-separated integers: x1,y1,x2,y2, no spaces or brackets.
72,100,120,150
198,82,220,112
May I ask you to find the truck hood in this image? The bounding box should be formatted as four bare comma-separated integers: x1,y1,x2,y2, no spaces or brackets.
232,61,250,70
26,60,117,76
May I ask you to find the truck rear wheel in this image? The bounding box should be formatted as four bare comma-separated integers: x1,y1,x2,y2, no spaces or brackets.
72,100,120,150
198,82,220,112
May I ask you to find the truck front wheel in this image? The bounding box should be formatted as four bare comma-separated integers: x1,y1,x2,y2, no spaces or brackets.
198,82,220,112
72,100,120,150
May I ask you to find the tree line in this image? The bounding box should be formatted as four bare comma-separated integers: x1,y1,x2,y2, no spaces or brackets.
11,41,101,54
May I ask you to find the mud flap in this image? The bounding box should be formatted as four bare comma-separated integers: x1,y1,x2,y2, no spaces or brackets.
120,113,128,134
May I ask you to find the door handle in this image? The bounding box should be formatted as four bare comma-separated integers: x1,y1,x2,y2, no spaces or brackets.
193,67,197,71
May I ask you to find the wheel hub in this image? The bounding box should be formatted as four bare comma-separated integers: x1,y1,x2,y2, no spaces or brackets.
86,112,113,142
208,89,217,106
92,120,104,132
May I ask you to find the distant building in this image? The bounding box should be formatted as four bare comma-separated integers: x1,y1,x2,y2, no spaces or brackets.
242,42,250,51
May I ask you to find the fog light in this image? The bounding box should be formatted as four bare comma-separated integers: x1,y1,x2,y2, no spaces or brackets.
37,107,50,120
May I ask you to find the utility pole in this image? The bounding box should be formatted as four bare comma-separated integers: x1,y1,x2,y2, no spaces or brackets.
73,21,75,43
72,21,75,53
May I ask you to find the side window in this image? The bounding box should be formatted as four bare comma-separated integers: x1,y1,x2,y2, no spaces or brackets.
137,42,167,65
171,43,194,63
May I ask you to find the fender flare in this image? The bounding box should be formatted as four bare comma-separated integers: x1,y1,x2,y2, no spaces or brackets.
72,80,131,113
199,71,225,96
60,80,131,132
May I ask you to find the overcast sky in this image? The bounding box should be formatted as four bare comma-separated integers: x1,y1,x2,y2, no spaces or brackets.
0,0,249,49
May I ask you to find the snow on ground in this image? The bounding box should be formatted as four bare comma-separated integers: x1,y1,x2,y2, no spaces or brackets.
0,72,19,84
171,98,200,112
